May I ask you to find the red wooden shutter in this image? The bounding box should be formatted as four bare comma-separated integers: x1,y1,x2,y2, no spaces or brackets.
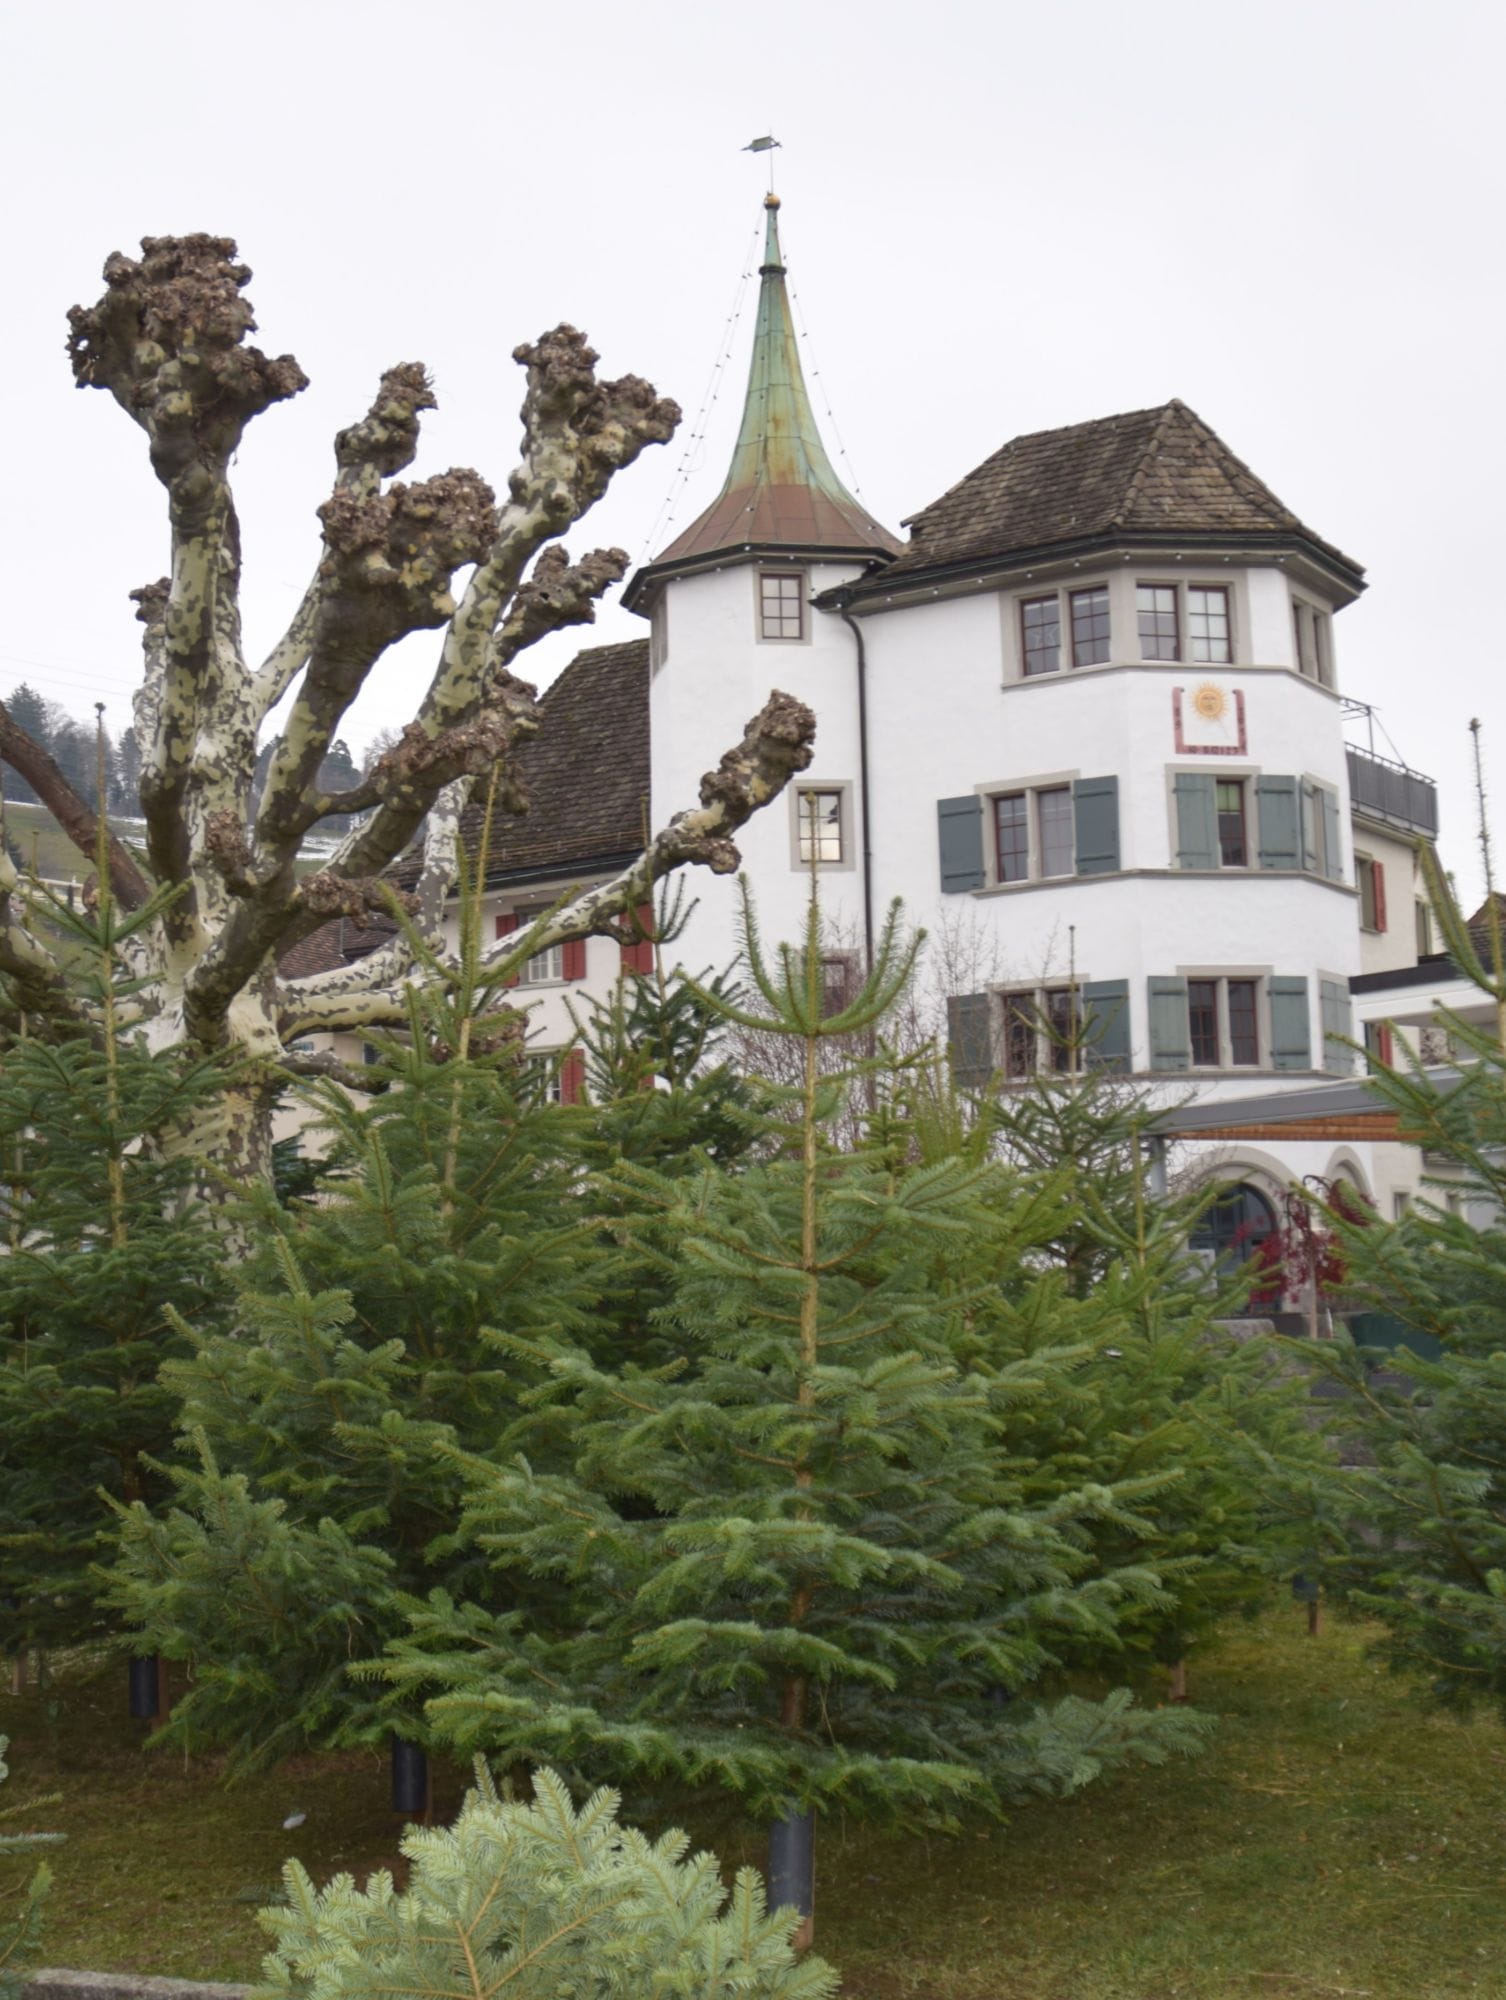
495,910,521,989
1373,861,1388,932
1378,1022,1395,1066
620,902,655,975
562,937,587,982
560,1048,586,1105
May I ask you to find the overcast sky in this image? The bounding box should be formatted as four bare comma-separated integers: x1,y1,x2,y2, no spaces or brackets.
2,0,1501,897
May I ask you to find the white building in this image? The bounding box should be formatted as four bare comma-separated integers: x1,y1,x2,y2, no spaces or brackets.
313,194,1450,1272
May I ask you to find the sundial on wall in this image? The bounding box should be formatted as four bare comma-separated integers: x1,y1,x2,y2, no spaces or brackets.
1173,680,1247,756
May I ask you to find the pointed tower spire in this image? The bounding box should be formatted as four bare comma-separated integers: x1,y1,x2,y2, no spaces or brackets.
627,197,898,606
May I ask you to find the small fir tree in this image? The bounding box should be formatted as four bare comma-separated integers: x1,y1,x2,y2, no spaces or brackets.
0,1737,61,2000
103,869,620,1770
1296,842,1506,1709
255,1766,837,2000
0,817,227,1664
378,888,1209,1939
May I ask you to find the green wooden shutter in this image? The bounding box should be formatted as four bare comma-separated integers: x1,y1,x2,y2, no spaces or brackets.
1321,977,1355,1073
1173,773,1218,869
1269,976,1312,1070
1322,787,1343,881
1082,979,1131,1072
1073,775,1120,875
1300,781,1321,873
1147,976,1190,1071
947,992,995,1090
1256,776,1300,869
938,796,985,893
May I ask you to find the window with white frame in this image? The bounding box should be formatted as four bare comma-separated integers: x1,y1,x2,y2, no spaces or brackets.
1020,594,1061,676
1137,583,1180,660
759,570,805,641
1187,586,1232,663
525,1055,565,1103
796,788,845,866
1186,976,1262,1067
1137,581,1235,664
1000,986,1078,1078
1292,598,1333,686
520,941,564,985
1013,582,1112,677
1216,779,1249,866
993,784,1073,882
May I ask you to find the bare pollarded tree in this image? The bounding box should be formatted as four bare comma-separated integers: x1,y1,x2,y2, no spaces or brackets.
0,236,814,1182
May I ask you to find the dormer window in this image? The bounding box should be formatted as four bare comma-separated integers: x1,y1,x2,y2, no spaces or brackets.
759,570,806,641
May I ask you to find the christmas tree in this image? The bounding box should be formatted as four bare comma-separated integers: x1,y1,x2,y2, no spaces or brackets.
257,1766,837,2000
104,888,619,1771
379,887,1209,1940
0,813,227,1666
1297,843,1506,1710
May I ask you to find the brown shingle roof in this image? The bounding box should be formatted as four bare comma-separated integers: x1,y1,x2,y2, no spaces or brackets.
870,399,1363,586
469,637,650,883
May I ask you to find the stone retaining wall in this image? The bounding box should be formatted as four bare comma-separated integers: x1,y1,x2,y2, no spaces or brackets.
25,1972,249,2000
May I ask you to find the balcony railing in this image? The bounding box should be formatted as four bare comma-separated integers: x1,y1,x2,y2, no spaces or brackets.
1346,744,1439,837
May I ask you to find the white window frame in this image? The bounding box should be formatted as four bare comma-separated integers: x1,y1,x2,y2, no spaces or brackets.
519,940,565,986
1291,595,1334,687
789,781,855,872
1004,578,1114,680
1136,578,1237,666
524,1053,565,1103
756,568,809,643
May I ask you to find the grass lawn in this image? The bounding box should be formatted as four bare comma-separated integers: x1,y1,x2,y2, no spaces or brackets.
3,1604,1504,1999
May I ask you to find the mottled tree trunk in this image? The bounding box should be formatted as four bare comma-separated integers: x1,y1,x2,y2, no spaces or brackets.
0,235,817,1192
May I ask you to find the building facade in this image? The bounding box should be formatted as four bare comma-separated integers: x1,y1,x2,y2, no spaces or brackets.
306,194,1447,1263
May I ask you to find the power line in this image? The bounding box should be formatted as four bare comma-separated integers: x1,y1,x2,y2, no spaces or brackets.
634,223,761,568
788,281,870,505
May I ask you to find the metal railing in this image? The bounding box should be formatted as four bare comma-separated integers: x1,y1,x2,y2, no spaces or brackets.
1346,744,1439,837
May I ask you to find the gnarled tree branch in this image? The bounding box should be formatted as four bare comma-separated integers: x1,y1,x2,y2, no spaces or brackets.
0,702,151,909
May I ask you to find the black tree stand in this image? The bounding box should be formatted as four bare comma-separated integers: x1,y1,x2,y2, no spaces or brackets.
766,1807,815,1952
128,1654,168,1720
391,1734,432,1821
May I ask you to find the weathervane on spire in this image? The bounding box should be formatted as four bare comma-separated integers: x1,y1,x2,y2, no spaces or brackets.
743,133,781,194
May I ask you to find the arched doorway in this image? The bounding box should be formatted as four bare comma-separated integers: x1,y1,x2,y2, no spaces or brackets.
1191,1181,1281,1306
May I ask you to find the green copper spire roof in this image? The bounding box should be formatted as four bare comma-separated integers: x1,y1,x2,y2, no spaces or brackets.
643,196,900,574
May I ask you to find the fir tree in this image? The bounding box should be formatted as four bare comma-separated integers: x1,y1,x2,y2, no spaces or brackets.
378,888,1208,1937
1296,842,1506,1710
0,814,227,1662
257,1766,836,2000
104,871,620,1770
968,1068,1328,1695
570,881,758,1176
0,1737,61,2000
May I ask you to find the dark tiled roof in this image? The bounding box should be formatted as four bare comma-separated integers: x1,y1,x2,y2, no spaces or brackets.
277,914,393,980
277,921,349,979
470,638,650,882
873,400,1363,585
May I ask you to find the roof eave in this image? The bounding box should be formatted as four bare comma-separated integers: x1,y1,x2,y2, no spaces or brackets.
832,528,1366,612
624,543,897,615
